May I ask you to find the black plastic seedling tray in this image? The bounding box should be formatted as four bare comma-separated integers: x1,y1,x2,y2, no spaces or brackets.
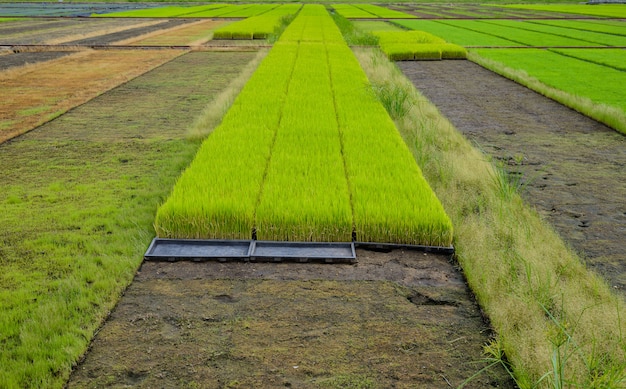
144,238,253,262
355,242,455,255
250,241,356,263
144,239,451,263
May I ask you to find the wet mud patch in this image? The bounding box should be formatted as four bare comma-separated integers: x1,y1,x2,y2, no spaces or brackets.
398,60,626,291
68,250,515,388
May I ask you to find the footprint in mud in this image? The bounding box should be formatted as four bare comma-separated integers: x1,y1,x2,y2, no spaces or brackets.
213,294,237,303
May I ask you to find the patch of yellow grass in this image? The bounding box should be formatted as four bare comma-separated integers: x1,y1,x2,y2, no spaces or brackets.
0,49,185,143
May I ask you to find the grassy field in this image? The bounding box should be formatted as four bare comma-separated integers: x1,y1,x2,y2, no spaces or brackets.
0,51,258,388
472,49,626,134
550,48,626,72
393,20,521,46
502,4,626,18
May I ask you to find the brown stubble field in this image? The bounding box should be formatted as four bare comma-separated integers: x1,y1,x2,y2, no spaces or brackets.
0,49,185,143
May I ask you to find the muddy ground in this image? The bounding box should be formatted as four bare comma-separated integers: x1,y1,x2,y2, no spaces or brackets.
69,250,513,388
399,60,626,291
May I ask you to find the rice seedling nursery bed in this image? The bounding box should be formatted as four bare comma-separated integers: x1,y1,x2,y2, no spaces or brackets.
2,1,626,388
156,5,453,246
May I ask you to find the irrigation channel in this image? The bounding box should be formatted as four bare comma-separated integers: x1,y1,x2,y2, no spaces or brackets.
398,60,626,292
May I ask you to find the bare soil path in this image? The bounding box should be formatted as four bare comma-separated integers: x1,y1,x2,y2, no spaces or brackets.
69,251,513,388
398,60,626,291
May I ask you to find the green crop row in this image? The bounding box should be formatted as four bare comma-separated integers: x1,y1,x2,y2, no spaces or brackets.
280,5,345,42
529,19,626,38
331,4,378,19
327,43,453,245
474,48,626,112
436,20,603,47
502,4,626,18
372,30,466,60
353,4,416,19
186,4,278,18
156,4,452,246
550,48,626,72
155,43,299,239
255,42,353,242
481,20,626,47
392,20,521,46
213,4,301,39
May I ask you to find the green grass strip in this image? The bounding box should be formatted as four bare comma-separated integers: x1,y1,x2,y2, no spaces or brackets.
373,30,467,60
154,45,299,239
502,4,626,18
392,20,521,47
332,4,378,19
255,42,353,242
213,4,301,39
482,20,626,47
550,48,626,72
470,49,626,135
353,4,416,19
438,20,600,47
529,19,626,38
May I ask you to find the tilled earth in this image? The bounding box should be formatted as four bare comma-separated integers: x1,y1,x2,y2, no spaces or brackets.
399,60,626,291
68,250,513,388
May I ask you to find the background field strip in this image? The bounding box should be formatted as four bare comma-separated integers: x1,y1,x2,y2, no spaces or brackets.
474,48,626,111
480,19,626,47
